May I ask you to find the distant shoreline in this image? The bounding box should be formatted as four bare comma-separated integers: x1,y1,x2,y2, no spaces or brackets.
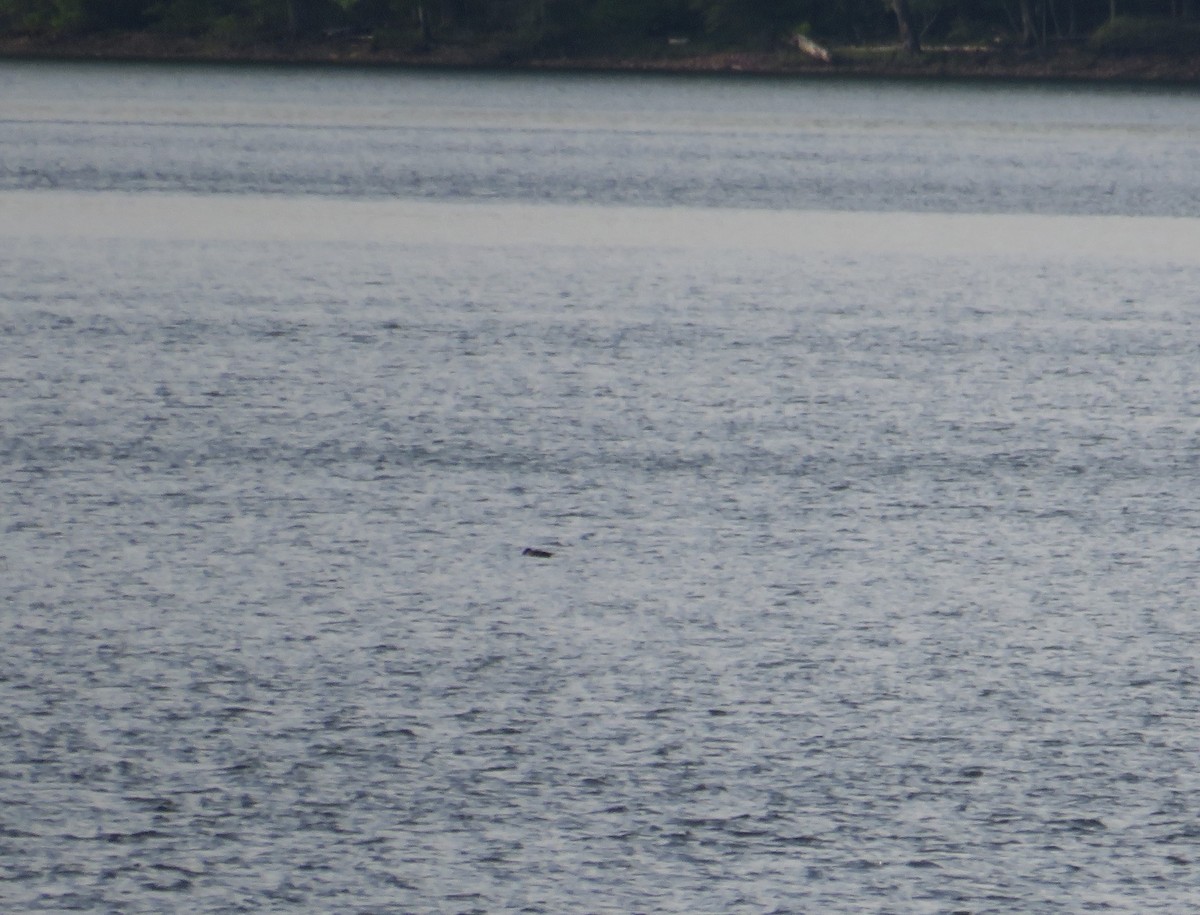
2,32,1199,84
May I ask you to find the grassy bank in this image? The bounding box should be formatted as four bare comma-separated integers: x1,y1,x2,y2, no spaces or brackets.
1,28,1198,83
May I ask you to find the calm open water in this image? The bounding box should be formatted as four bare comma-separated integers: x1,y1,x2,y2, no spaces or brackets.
3,61,1200,912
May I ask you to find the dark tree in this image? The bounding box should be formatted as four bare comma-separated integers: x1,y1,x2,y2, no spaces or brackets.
889,0,921,48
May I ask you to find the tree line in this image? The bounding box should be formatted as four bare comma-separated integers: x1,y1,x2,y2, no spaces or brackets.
0,0,1194,56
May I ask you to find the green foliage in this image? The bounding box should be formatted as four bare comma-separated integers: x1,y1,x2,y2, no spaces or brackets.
370,22,425,49
0,0,146,33
942,13,1003,44
1089,15,1200,53
3,0,1199,55
149,0,239,36
0,0,73,32
692,0,816,46
0,0,894,44
145,0,342,39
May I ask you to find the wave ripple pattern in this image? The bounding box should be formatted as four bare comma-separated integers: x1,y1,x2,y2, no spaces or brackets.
4,63,1200,913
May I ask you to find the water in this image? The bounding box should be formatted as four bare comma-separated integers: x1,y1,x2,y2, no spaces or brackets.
4,62,1199,214
3,61,1200,912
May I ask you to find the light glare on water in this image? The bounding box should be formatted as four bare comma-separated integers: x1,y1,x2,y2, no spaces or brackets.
3,62,1200,913
8,191,1200,260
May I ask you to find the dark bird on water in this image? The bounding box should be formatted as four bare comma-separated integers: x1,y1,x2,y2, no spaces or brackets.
522,547,553,558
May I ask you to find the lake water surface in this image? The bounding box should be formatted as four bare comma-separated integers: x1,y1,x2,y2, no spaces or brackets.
3,61,1200,912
